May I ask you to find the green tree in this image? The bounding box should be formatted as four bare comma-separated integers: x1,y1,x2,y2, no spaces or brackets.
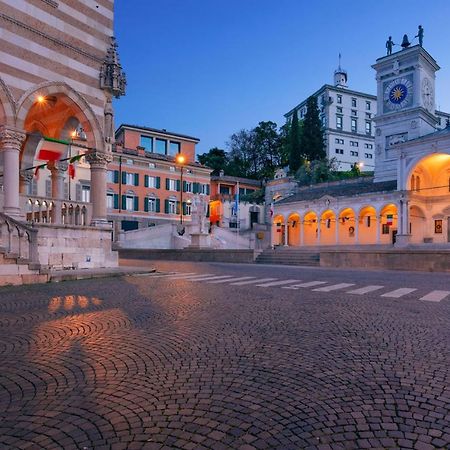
197,147,228,175
300,96,325,161
226,129,255,178
288,109,302,173
253,121,282,179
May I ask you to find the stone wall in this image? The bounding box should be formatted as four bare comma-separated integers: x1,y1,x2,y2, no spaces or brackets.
35,224,118,269
320,249,450,272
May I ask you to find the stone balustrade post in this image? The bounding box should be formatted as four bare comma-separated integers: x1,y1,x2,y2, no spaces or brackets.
0,126,26,218
87,150,112,227
48,161,68,225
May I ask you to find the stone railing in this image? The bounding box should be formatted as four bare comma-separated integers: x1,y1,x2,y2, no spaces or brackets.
22,196,92,227
0,212,39,263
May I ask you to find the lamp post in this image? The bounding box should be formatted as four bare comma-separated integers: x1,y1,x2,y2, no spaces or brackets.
176,154,185,233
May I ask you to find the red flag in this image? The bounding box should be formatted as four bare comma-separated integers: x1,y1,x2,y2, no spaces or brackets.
34,164,46,179
68,163,75,179
37,139,66,162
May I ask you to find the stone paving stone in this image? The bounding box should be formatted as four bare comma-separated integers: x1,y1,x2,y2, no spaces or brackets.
0,271,449,449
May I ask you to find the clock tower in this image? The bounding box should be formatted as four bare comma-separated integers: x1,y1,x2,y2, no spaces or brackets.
372,45,440,182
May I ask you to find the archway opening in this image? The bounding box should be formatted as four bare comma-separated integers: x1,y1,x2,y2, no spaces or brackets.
287,213,301,246
320,209,336,245
409,205,426,244
379,204,398,245
358,206,377,245
272,214,285,246
303,211,318,246
338,207,356,245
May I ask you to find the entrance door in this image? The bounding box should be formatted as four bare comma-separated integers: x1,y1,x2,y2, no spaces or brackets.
250,211,258,229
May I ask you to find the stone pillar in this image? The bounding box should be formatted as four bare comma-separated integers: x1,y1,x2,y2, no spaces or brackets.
0,126,26,218
376,215,381,244
284,219,288,246
317,220,321,245
396,198,411,247
354,217,359,244
48,161,68,225
87,150,112,227
335,219,339,245
300,220,304,246
19,170,34,195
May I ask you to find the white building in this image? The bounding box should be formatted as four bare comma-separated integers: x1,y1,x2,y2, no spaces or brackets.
285,61,450,172
271,44,450,249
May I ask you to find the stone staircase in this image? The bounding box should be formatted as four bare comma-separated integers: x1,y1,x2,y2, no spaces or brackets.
255,247,320,266
0,212,47,286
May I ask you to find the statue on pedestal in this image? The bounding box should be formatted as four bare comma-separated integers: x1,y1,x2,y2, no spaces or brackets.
415,25,424,47
386,36,395,55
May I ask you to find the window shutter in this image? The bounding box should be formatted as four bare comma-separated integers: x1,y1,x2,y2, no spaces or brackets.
176,180,181,192
134,196,139,211
182,202,187,215
144,198,149,212
76,183,82,201
183,181,187,192
165,178,170,190
121,195,126,210
164,199,169,214
156,199,160,213
206,184,210,195
134,173,139,186
156,177,161,189
121,171,127,184
176,201,180,215
113,194,119,209
206,203,210,218
114,170,119,183
144,175,149,188
193,182,199,194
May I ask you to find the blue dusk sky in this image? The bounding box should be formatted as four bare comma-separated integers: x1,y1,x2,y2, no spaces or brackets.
114,0,450,156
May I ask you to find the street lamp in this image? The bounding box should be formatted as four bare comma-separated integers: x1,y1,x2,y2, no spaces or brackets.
176,154,185,234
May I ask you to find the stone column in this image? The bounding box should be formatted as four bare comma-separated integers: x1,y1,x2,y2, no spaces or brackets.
376,215,381,244
396,198,411,247
354,217,359,244
300,220,304,246
317,220,321,245
19,170,34,195
0,126,26,218
48,161,68,225
284,219,288,246
87,150,112,227
335,219,339,245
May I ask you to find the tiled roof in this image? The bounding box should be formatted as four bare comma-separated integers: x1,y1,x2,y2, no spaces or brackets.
277,177,397,204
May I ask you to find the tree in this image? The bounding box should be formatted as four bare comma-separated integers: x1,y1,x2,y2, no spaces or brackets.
253,121,282,179
300,96,325,161
226,129,255,178
288,109,302,173
197,147,228,175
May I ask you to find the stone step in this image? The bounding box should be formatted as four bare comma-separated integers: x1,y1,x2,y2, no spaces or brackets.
0,273,48,286
0,263,38,276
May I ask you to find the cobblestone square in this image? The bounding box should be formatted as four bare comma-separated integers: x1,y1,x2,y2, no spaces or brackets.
1,261,449,449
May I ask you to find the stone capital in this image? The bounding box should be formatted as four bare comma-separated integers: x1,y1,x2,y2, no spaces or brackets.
0,126,26,152
19,169,34,183
47,160,68,173
86,151,113,168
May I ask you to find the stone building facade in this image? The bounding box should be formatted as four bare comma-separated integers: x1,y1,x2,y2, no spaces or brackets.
0,0,125,270
272,45,450,248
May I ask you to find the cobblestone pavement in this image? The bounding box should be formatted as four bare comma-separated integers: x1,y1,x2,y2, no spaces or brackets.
1,261,450,450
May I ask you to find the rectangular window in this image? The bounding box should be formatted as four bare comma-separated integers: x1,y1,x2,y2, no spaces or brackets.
169,166,175,172
366,112,372,119
220,186,231,195
365,121,372,134
185,181,192,193
351,110,357,116
155,139,167,155
336,116,343,129
350,150,359,157
335,148,344,154
169,141,180,156
125,172,134,185
168,179,177,191
106,170,115,182
200,183,209,195
168,200,177,214
81,185,90,203
365,153,373,159
146,176,156,188
140,135,153,152
366,101,371,110
351,118,357,132
337,95,342,104
336,106,343,113
351,98,357,108
126,159,133,165
185,203,192,216
126,196,134,211
107,193,114,209
149,162,155,168
350,141,359,147
147,198,156,212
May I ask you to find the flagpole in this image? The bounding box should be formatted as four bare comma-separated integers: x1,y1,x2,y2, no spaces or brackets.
68,139,72,201
236,181,239,248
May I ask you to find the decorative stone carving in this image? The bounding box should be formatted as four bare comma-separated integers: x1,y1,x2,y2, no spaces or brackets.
376,144,382,155
393,59,400,74
19,169,34,184
386,132,408,147
0,126,26,151
86,151,113,167
99,37,126,98
376,128,382,136
410,120,418,129
47,160,68,172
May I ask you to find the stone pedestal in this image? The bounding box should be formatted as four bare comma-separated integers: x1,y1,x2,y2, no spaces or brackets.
189,233,210,249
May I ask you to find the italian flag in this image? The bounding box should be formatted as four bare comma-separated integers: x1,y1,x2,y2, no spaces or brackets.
37,137,67,161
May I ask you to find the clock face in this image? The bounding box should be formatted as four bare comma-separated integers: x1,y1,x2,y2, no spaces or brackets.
384,77,413,111
422,77,434,111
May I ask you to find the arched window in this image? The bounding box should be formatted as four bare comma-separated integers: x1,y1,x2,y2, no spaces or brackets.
416,176,421,192
410,175,415,191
